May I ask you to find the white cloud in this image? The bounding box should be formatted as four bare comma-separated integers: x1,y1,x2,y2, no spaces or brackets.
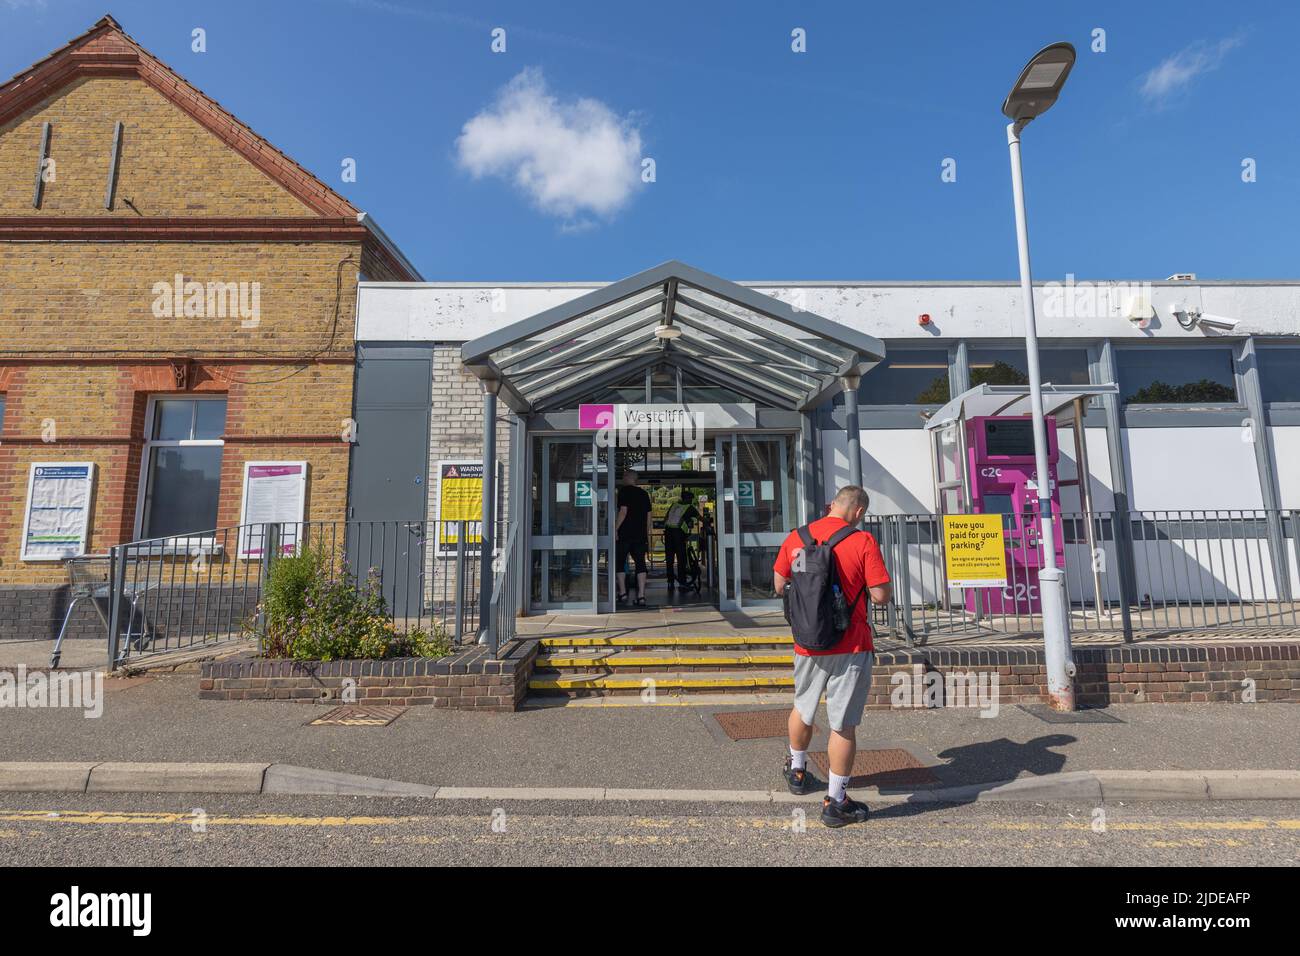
1138,34,1244,106
456,68,643,225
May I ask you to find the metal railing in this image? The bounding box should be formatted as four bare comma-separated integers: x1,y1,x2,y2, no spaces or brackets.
484,522,520,656
867,509,1298,645
105,517,509,667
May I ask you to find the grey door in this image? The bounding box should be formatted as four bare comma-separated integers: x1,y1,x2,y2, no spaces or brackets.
347,345,432,617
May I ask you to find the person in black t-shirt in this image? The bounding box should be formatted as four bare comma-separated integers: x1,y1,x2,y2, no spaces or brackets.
615,469,652,606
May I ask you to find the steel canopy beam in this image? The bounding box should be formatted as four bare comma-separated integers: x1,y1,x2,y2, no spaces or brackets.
670,341,806,404
527,344,663,407
673,291,845,369
510,309,663,384
498,292,665,372
666,329,817,394
533,350,664,411
670,310,827,382
671,353,799,410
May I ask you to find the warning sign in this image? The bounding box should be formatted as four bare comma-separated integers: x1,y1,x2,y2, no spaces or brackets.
436,460,483,554
941,513,1007,588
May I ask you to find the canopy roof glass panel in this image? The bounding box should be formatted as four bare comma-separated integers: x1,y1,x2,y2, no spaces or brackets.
460,261,887,413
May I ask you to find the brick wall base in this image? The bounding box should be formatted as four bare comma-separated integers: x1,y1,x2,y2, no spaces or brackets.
865,643,1300,708
0,584,258,643
199,640,538,712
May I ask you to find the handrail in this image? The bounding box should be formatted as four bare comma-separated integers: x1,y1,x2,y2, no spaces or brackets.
484,522,519,657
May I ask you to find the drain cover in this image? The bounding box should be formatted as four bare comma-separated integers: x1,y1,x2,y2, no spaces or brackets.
808,748,940,788
310,705,405,726
714,709,800,741
1018,704,1124,724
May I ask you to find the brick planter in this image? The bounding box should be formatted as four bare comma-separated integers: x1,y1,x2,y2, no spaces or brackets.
199,640,538,712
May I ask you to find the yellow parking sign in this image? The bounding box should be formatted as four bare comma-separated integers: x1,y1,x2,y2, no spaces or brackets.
942,513,1007,588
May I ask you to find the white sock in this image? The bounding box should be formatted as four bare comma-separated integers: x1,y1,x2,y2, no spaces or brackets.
789,748,807,771
828,772,851,802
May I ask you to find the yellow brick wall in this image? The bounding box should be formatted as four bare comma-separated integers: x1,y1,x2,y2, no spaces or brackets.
0,61,378,587
0,76,312,216
0,241,361,357
0,363,356,584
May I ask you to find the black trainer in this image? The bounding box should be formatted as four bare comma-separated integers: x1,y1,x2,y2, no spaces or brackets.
821,794,870,828
782,756,816,795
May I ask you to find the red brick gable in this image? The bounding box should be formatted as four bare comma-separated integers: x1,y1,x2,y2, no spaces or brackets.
0,15,357,219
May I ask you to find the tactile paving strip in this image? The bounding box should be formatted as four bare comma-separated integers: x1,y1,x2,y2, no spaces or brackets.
808,748,940,788
309,705,406,726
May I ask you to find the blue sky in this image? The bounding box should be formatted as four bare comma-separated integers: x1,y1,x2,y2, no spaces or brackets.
4,0,1296,282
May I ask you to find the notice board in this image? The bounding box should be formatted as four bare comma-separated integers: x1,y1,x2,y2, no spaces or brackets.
237,461,307,558
20,462,94,562
436,460,483,554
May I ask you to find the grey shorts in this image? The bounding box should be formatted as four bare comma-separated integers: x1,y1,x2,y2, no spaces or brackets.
793,651,874,733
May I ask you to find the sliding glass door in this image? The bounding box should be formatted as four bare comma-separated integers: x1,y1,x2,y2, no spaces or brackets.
715,433,797,611
529,435,614,612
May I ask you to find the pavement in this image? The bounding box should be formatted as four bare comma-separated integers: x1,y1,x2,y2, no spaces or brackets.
0,665,1297,799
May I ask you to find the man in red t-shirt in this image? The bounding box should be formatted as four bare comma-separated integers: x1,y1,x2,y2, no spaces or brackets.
773,485,892,827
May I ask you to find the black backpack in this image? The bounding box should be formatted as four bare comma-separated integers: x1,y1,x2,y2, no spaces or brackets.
783,524,864,652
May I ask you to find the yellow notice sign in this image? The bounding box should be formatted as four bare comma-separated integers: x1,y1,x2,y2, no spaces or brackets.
942,513,1007,588
437,461,483,553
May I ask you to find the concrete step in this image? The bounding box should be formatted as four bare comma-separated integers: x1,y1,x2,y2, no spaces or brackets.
528,668,795,698
538,635,793,650
535,647,795,673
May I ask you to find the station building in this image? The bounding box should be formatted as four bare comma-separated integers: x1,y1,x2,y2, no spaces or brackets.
353,261,1300,619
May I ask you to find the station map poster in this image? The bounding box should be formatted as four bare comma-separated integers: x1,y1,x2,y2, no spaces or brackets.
20,462,94,561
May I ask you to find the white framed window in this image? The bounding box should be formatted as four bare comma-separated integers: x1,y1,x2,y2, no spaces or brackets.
135,396,227,547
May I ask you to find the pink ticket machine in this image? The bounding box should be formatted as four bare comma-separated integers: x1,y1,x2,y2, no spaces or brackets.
964,416,1066,614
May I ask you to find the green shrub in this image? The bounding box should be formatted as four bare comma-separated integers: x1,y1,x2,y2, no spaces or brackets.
257,550,451,661
261,546,328,657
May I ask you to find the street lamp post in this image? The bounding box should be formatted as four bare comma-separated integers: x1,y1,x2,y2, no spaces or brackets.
1002,42,1077,711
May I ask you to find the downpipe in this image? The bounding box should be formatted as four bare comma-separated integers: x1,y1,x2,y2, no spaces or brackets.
1038,567,1076,711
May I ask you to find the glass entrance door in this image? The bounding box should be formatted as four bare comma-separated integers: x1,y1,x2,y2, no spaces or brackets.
529,435,614,612
715,433,797,611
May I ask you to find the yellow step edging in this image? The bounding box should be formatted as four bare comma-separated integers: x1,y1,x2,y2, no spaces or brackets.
535,653,793,668
529,674,796,690
538,635,793,648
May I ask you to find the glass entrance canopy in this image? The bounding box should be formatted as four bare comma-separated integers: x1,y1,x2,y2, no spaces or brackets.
460,261,887,413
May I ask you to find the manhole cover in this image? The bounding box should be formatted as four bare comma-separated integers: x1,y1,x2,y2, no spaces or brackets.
310,705,406,726
714,709,802,740
808,748,940,788
1018,704,1124,724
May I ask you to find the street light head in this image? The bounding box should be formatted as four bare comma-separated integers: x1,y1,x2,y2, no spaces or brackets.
1001,42,1076,125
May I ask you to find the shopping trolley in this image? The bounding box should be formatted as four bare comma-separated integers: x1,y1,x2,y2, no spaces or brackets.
51,556,154,668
